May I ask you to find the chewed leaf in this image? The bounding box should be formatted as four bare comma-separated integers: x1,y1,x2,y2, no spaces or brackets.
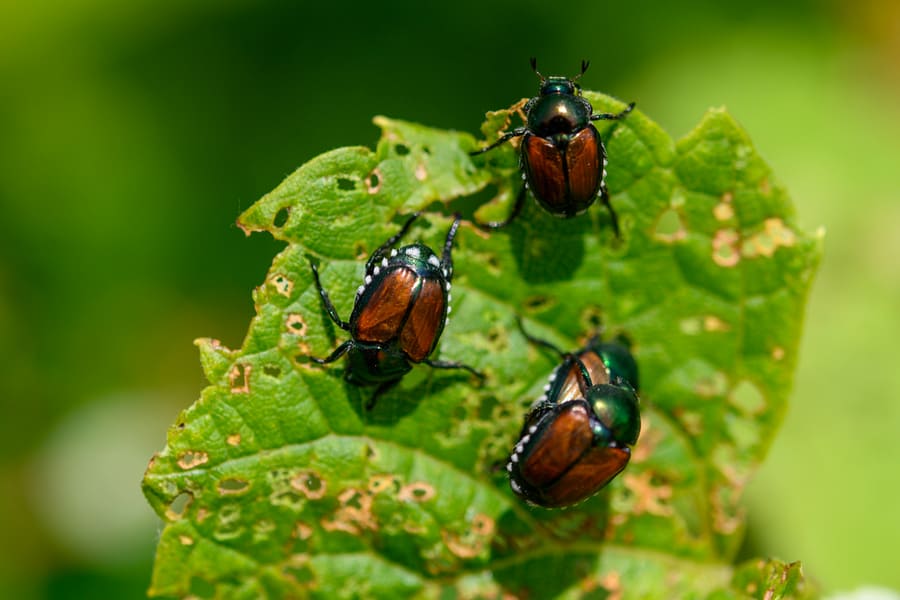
143,97,821,598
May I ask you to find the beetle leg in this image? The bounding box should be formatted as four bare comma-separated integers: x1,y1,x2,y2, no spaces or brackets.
366,211,421,271
439,213,462,278
309,261,351,330
310,340,353,365
469,128,528,156
422,358,484,380
599,184,621,238
515,317,567,359
590,101,635,121
366,379,400,411
473,184,526,231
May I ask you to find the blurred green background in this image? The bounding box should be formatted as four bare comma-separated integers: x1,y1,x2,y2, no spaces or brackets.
1,0,898,597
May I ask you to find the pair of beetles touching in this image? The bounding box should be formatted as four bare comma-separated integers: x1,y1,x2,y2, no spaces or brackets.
308,59,639,509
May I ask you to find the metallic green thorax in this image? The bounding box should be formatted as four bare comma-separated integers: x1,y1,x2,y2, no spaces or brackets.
588,384,641,446
590,339,640,391
526,86,592,138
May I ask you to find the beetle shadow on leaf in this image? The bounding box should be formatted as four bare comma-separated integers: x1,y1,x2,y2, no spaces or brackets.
507,201,590,284
489,493,615,595
353,369,479,425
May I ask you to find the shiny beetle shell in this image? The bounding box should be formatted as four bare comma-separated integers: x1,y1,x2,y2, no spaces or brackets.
309,214,480,409
469,59,634,232
509,398,633,508
351,243,449,363
520,105,604,217
508,326,641,508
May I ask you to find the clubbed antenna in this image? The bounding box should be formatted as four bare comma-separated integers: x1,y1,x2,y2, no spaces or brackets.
573,59,591,81
529,57,545,82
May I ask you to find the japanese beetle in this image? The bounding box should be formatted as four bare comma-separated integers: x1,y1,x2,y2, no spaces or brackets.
309,213,482,409
470,58,635,234
506,321,641,508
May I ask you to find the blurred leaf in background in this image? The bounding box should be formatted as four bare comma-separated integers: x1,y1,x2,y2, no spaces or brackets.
1,0,898,598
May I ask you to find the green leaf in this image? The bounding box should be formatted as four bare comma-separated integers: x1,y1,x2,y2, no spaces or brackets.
143,95,821,599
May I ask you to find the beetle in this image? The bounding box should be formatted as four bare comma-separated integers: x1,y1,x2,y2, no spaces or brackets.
309,213,482,409
506,320,641,508
470,58,635,234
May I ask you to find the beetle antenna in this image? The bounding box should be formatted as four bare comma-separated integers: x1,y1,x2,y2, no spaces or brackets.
572,59,590,82
529,57,545,82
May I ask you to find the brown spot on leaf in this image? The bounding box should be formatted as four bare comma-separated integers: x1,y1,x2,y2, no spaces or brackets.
600,572,623,600
415,163,427,181
772,346,785,361
368,474,399,495
286,314,308,336
398,482,436,503
294,522,313,540
321,488,377,535
704,315,730,332
623,471,673,516
442,530,484,559
713,229,741,267
366,169,382,194
177,451,209,470
713,202,734,221
291,472,327,500
270,273,294,297
630,418,661,463
226,433,241,446
178,535,194,546
471,514,495,536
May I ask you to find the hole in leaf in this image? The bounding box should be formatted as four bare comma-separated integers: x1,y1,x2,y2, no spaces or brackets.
336,177,356,191
394,144,410,156
341,489,365,510
654,208,686,242
478,396,498,421
166,491,193,520
218,478,250,495
270,274,294,298
274,207,290,228
177,451,209,470
523,295,552,312
581,306,604,331
291,472,327,500
286,314,307,336
366,169,382,194
263,364,281,377
398,482,435,502
471,514,495,536
368,475,399,495
484,326,508,351
229,363,252,394
422,145,431,155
